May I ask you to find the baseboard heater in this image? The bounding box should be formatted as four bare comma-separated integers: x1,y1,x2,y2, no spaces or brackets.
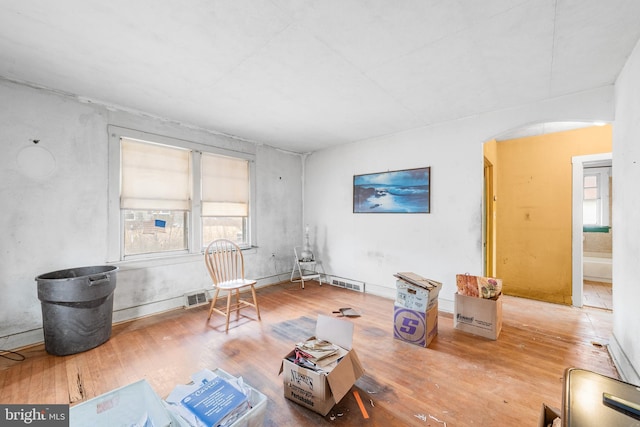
328,276,365,293
184,290,208,308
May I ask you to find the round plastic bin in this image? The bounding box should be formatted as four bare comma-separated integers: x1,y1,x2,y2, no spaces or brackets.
36,265,118,356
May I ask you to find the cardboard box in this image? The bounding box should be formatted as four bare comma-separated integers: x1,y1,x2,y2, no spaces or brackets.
538,403,561,427
393,302,438,347
394,272,442,312
454,292,503,340
279,315,365,416
70,379,171,427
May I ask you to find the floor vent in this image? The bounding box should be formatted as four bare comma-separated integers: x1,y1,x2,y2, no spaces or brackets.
184,290,208,308
329,277,365,293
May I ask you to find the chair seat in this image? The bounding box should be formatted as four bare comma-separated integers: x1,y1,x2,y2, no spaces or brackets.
216,279,257,290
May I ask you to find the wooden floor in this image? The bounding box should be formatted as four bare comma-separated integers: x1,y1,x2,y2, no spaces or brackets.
583,280,613,310
0,281,618,426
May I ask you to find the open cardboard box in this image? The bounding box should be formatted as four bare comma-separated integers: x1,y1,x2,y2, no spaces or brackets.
538,403,561,427
279,315,365,416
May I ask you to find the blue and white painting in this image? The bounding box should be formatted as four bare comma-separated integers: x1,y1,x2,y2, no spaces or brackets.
353,167,430,213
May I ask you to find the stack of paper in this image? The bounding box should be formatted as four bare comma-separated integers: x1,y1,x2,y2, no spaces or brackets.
294,339,344,368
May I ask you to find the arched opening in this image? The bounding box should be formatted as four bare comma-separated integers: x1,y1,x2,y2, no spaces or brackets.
483,121,612,307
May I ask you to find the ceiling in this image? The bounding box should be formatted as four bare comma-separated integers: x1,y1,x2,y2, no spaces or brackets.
1,1,640,153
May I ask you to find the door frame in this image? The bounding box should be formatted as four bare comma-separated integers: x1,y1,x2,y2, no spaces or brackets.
571,152,612,307
483,157,496,277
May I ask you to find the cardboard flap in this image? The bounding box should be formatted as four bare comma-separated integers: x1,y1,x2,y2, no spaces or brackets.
394,272,442,290
326,350,365,403
316,315,354,350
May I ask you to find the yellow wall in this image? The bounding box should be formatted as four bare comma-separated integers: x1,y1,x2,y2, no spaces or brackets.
494,125,612,304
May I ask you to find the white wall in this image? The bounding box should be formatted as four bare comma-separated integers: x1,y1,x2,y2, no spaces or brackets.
304,86,615,313
610,38,640,384
0,80,302,350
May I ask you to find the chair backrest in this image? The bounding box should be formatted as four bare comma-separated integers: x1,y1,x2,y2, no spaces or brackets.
205,239,246,286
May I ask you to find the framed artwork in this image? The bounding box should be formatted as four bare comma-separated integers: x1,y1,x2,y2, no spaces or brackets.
353,167,430,213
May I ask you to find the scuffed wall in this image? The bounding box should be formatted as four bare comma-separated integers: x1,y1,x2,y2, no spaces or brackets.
611,37,640,383
304,87,616,312
0,80,302,349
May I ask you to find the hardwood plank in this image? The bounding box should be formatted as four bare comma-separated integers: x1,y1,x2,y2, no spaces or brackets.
0,282,617,426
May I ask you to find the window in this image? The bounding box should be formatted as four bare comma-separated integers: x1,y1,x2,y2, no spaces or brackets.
582,167,610,228
121,139,191,256
108,126,255,261
201,152,250,246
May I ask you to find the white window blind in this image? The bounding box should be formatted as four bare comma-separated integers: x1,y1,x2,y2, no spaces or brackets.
121,138,191,210
202,153,249,216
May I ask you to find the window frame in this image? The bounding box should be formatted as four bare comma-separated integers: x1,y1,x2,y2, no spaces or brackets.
107,125,256,263
582,167,610,228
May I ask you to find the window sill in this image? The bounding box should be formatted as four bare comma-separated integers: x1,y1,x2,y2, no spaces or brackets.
583,226,611,233
109,246,258,271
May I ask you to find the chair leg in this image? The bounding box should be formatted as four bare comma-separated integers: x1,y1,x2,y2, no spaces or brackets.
290,260,296,282
225,291,232,333
208,288,220,320
251,285,261,320
235,289,241,322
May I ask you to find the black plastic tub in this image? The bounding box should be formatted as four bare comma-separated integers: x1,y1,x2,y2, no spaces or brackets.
36,265,118,356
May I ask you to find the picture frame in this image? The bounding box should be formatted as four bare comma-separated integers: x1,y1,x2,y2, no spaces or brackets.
353,167,430,213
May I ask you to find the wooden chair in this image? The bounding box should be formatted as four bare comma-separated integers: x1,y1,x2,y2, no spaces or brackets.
204,239,261,332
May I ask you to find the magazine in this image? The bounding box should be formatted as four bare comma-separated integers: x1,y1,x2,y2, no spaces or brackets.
165,370,251,427
180,376,247,427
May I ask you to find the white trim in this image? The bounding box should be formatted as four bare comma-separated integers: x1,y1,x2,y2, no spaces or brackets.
609,334,640,386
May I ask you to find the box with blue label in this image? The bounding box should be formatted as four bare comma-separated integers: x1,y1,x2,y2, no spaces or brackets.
393,302,438,347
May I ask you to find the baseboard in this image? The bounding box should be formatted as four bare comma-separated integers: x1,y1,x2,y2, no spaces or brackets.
358,281,454,314
609,333,640,386
0,329,44,353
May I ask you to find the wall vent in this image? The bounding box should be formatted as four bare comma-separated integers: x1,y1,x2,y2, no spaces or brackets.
184,290,208,308
328,276,365,293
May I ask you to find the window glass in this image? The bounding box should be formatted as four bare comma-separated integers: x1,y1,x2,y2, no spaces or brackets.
123,210,188,256
582,200,598,225
202,217,246,245
583,187,598,200
583,175,598,188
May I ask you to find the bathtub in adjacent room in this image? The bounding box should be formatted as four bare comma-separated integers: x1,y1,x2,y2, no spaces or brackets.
583,252,612,283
